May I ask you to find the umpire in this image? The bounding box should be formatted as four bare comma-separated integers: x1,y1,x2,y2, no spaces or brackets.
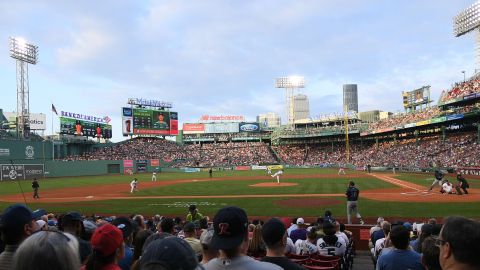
346,181,364,225
31,178,40,199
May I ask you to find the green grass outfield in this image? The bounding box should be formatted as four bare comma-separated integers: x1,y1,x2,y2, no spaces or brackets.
0,168,479,219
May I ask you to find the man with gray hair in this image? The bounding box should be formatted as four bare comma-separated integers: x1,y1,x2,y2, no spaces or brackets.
200,228,218,265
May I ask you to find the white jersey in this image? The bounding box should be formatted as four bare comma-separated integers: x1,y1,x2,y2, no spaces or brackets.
285,237,296,254
442,182,453,193
130,180,137,188
295,239,318,255
272,170,284,177
316,237,346,256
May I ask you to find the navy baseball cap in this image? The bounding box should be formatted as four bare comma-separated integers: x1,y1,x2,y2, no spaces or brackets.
211,206,248,250
0,204,43,230
140,237,199,270
112,216,134,239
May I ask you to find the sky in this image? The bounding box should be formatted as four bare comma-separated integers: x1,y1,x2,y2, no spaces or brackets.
0,0,477,142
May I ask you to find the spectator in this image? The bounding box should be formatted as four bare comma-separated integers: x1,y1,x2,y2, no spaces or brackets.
260,218,306,270
290,218,307,244
248,224,266,257
157,217,175,237
373,221,391,259
295,228,319,255
112,217,135,270
83,223,124,270
438,216,480,270
132,229,153,263
412,224,434,253
204,206,282,270
317,222,346,256
183,222,202,259
376,225,423,270
421,237,441,270
371,217,385,237
61,211,92,264
0,204,41,270
137,237,199,270
287,218,298,237
200,228,218,265
187,205,204,222
12,231,80,270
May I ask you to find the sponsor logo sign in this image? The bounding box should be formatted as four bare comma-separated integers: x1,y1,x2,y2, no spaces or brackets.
183,123,205,134
61,111,109,124
151,159,160,167
199,115,245,122
123,160,134,167
4,112,47,130
0,164,44,181
25,146,35,159
235,166,251,171
239,122,260,132
251,165,267,170
0,148,10,157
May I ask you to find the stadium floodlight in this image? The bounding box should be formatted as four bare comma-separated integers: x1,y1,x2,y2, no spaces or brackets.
9,37,38,139
275,76,305,125
454,1,480,67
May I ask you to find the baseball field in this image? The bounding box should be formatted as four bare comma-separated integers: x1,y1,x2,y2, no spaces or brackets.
0,168,479,222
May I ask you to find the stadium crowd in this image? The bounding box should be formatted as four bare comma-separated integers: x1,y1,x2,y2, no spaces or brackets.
1,203,479,270
274,132,480,168
368,107,441,131
440,76,480,102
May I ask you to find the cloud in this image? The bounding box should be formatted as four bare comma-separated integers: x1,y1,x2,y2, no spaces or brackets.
56,17,115,67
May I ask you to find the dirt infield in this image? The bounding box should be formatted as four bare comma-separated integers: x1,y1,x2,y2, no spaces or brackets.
250,182,299,187
0,172,478,203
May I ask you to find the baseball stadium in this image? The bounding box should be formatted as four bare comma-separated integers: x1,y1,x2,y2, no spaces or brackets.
1,2,480,270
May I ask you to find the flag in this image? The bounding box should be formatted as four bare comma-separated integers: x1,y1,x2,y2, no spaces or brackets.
51,104,58,115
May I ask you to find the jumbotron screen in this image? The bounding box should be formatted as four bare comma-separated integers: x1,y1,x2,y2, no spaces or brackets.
122,107,178,136
60,117,112,139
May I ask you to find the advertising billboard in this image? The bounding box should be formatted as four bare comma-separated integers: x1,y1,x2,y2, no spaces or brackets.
402,86,430,109
0,164,44,181
60,117,112,139
122,107,178,136
204,122,239,133
239,122,260,132
183,123,205,134
4,112,47,130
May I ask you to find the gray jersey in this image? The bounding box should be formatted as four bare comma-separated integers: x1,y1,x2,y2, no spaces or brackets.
204,255,283,270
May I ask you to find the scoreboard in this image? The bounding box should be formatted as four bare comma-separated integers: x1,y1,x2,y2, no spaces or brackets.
122,107,178,136
60,117,112,139
402,86,431,111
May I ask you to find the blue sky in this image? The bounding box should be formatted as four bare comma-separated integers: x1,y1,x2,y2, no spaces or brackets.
0,0,476,142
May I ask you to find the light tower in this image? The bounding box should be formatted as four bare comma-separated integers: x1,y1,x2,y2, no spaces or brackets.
454,1,480,69
275,76,305,126
9,37,38,139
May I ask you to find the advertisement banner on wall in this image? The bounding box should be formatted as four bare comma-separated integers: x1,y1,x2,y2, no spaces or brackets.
151,159,160,167
4,112,47,130
122,108,134,136
123,160,134,167
239,122,260,132
183,123,205,134
0,164,44,181
204,122,239,134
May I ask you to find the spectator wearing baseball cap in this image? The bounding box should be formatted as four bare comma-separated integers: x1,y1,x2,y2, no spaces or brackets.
137,237,200,270
82,223,124,270
0,204,41,270
204,206,282,270
12,231,80,270
61,211,92,264
184,222,202,259
200,228,218,265
289,217,307,244
187,205,204,222
112,217,135,270
261,218,306,270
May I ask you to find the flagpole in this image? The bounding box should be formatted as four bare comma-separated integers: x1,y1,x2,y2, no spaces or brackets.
51,103,54,161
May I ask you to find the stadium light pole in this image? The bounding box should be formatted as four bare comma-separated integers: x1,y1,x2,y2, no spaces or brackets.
462,70,466,82
9,37,38,139
454,1,480,69
275,76,305,127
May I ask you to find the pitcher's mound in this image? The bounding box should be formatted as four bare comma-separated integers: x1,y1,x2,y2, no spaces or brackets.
250,182,298,187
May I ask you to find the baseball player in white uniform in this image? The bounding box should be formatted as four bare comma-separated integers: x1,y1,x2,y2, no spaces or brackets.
338,164,346,175
152,171,157,182
130,178,138,193
271,169,284,184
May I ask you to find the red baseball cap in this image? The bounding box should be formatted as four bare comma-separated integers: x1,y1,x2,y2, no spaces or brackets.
91,223,123,257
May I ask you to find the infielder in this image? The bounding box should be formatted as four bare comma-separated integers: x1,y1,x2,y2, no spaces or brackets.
130,178,138,193
346,181,364,225
152,171,157,182
428,170,444,191
338,164,346,175
271,169,284,184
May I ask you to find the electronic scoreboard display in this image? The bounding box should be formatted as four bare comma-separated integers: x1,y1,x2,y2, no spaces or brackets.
122,107,178,136
60,117,112,139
